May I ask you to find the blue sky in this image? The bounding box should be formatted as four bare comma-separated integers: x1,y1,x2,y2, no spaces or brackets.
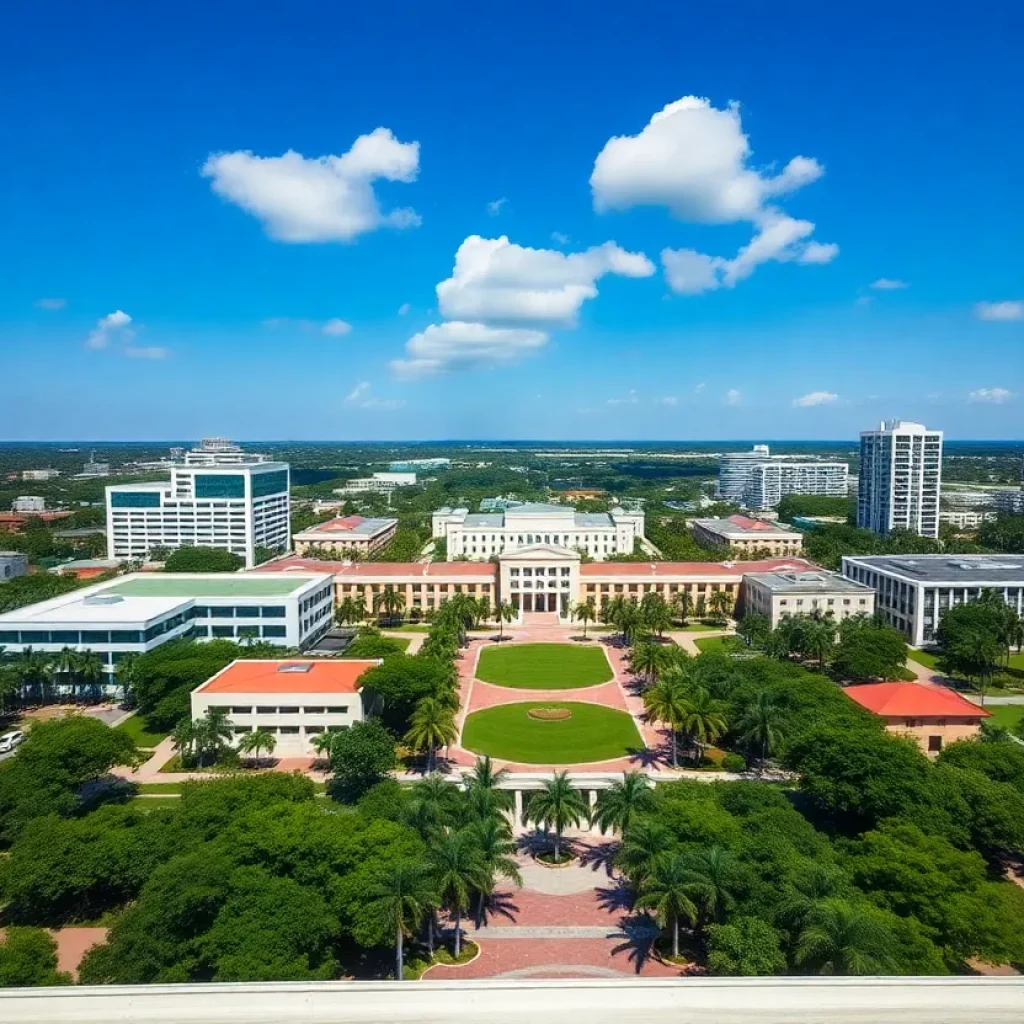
2,1,1022,441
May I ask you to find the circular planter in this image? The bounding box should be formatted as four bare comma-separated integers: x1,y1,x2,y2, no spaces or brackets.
534,850,577,869
527,707,572,721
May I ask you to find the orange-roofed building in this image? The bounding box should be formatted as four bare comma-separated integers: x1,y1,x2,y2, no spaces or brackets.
845,682,989,756
292,515,397,558
191,659,381,755
691,515,803,557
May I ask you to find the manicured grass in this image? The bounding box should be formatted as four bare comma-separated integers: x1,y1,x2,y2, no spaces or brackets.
906,648,940,670
674,621,727,633
694,636,744,655
475,643,613,689
461,701,643,764
128,796,182,810
115,714,169,749
907,647,1024,696
137,782,185,794
988,705,1024,732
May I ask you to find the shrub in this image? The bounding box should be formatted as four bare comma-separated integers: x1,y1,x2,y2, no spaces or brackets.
722,753,747,773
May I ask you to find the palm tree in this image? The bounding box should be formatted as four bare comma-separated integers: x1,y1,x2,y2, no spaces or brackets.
374,586,406,626
475,597,492,628
310,730,335,764
465,756,513,819
803,616,836,667
636,853,698,960
642,675,691,768
778,864,847,935
335,597,364,627
495,601,516,639
13,648,52,703
640,593,673,637
573,599,597,639
171,716,201,765
429,829,488,957
237,728,277,767
630,637,665,687
694,595,707,621
114,651,139,705
708,589,733,625
51,647,78,691
685,846,738,932
526,771,588,862
736,691,785,770
617,818,672,886
365,861,438,979
795,898,891,975
74,649,105,699
679,686,727,765
202,706,234,763
591,772,655,835
404,697,458,772
469,815,523,925
673,590,693,627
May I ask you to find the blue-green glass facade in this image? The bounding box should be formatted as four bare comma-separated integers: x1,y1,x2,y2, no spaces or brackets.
252,468,288,498
194,474,245,499
110,490,161,508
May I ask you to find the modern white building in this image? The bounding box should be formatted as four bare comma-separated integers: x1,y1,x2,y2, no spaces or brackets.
857,420,942,538
431,502,645,561
106,462,290,568
182,438,272,466
842,553,1024,647
993,489,1024,515
335,472,417,495
191,658,378,756
743,569,875,628
717,445,848,510
0,571,335,689
21,469,60,481
940,510,997,530
389,458,450,472
0,552,29,583
11,496,46,513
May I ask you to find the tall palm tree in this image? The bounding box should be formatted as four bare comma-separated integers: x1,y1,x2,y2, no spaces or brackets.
365,861,438,979
630,637,665,687
171,716,201,765
74,649,105,699
694,595,707,621
617,818,672,886
526,771,588,862
642,675,691,768
708,589,733,625
52,646,78,691
237,728,277,766
474,597,492,628
495,601,516,639
310,730,335,764
795,898,891,975
335,597,364,627
469,814,523,925
114,651,139,705
636,853,698,960
640,593,673,637
736,691,786,770
374,586,406,626
679,686,727,765
465,756,513,818
573,599,597,639
673,590,693,626
591,772,655,836
684,845,738,932
803,616,836,667
429,829,488,957
14,648,51,703
404,697,458,772
778,864,847,935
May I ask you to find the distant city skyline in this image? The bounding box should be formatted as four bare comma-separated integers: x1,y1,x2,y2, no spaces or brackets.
2,2,1022,441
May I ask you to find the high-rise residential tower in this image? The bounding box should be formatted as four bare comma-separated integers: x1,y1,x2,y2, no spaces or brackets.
717,445,848,510
857,420,942,538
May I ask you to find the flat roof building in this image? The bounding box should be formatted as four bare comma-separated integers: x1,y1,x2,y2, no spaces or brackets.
692,516,803,557
845,681,988,756
12,496,45,513
717,445,848,510
0,571,334,693
842,553,1024,647
292,515,398,558
106,462,290,568
743,569,875,628
335,472,417,494
0,552,29,583
191,658,379,757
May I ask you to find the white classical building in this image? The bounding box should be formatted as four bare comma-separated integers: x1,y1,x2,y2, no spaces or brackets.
857,420,942,538
106,462,290,568
743,569,875,628
431,502,644,561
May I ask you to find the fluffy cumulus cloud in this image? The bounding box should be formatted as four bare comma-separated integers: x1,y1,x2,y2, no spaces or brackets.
202,127,421,243
436,235,654,326
592,96,836,294
85,309,132,350
390,321,548,379
968,387,1013,404
793,390,839,408
870,277,910,290
974,300,1024,321
321,318,352,337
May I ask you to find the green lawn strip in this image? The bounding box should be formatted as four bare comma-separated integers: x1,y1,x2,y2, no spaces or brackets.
674,622,728,632
115,714,170,749
475,643,613,689
694,635,745,655
128,796,184,810
907,647,1024,696
137,782,185,794
906,648,940,670
461,701,643,764
988,705,1024,732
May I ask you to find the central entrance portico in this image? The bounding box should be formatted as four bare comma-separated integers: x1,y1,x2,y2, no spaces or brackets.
498,544,581,622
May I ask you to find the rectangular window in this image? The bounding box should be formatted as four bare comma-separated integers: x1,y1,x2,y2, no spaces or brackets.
928,735,942,752
111,630,143,644
277,726,300,735
210,607,233,619
110,490,161,508
50,630,80,645
251,469,289,498
256,706,276,715
326,706,349,714
230,707,252,715
194,474,245,499
212,625,235,638
262,625,287,638
80,630,111,645
304,706,326,714
278,706,300,714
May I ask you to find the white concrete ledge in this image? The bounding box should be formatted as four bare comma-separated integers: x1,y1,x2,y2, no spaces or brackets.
1,977,1022,1024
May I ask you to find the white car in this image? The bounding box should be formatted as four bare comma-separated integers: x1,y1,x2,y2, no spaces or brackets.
0,730,24,753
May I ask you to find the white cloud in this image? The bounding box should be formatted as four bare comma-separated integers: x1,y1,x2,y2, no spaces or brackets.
593,96,835,294
397,302,411,316
124,346,168,360
202,127,420,243
968,387,1013,404
436,235,654,326
870,277,910,290
344,380,405,409
974,300,1024,322
551,231,570,246
655,395,679,406
487,197,508,215
345,381,371,403
390,321,548,378
724,388,741,406
607,390,640,406
793,390,839,408
35,297,66,310
85,309,132,350
695,382,706,393
322,318,352,337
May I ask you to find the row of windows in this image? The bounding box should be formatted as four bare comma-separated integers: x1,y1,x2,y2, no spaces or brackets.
0,623,193,646
233,724,349,736
339,583,492,595
196,625,287,639
510,567,572,577
229,705,350,715
584,582,736,595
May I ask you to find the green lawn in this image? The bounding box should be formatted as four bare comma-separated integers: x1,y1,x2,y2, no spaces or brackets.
674,622,727,633
115,715,169,749
694,636,744,655
906,648,940,670
988,705,1024,732
461,701,643,764
907,647,1024,696
137,782,185,794
475,643,613,689
128,796,183,810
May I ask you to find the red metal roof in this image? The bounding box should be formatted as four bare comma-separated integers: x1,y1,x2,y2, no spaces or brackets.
728,515,778,532
845,682,989,719
198,659,379,694
255,557,497,579
579,557,815,578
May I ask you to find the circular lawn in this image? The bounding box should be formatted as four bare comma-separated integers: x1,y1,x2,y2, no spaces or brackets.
475,643,613,689
461,701,643,764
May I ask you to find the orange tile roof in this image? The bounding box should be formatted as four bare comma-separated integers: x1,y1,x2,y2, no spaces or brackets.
580,558,815,578
845,682,989,719
728,515,778,531
198,659,380,694
256,557,497,579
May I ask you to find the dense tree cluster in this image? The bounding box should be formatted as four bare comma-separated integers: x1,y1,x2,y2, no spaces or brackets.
162,546,244,573
775,495,854,522
936,590,1024,692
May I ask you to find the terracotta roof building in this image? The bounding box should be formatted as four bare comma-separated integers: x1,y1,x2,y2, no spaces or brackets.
692,515,804,557
292,515,398,558
845,682,989,756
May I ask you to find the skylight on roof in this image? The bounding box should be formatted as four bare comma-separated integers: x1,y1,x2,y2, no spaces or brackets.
276,663,313,673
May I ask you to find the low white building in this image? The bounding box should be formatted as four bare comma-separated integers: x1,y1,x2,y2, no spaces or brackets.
431,502,645,561
21,469,60,481
191,658,379,756
743,569,875,628
12,496,46,513
335,472,417,494
940,509,997,529
0,571,334,690
692,515,804,557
